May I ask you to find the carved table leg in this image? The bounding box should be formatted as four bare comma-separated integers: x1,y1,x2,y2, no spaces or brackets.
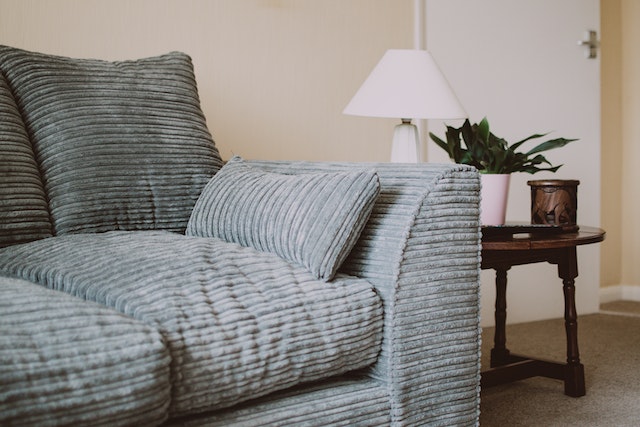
491,267,511,367
558,247,586,397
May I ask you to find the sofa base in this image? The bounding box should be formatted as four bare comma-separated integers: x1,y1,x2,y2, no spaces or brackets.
168,375,390,427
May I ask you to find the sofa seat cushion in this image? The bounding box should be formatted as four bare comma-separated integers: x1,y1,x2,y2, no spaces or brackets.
0,276,171,427
0,231,384,417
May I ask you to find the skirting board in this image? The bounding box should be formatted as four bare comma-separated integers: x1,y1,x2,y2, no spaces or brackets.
600,285,640,304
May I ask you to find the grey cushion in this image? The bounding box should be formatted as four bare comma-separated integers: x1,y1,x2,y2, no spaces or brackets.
0,231,384,416
0,73,52,247
186,156,380,281
0,276,171,427
0,45,223,235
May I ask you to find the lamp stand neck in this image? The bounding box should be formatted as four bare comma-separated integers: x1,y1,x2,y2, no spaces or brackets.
391,120,420,163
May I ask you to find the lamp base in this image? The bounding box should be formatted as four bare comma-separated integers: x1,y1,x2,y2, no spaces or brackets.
390,120,420,163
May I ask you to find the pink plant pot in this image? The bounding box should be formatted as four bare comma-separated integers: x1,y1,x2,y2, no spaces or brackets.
480,174,511,225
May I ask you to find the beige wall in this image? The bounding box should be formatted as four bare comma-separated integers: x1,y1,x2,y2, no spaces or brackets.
619,0,640,288
601,0,640,294
601,0,623,287
2,0,639,295
0,0,414,162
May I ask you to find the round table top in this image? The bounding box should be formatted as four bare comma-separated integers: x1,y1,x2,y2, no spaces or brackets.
481,225,605,251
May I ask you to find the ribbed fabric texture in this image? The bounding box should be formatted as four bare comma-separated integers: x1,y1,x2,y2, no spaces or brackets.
0,43,482,425
168,376,391,427
187,156,380,281
0,45,223,235
0,73,52,247
0,230,384,417
0,276,171,427
249,161,482,426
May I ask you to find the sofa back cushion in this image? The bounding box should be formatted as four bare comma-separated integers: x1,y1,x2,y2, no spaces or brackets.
0,45,223,235
0,73,53,247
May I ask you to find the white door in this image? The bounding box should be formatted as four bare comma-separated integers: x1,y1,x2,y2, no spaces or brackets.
424,0,601,326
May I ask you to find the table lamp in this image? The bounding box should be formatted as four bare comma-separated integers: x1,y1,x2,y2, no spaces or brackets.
343,49,467,162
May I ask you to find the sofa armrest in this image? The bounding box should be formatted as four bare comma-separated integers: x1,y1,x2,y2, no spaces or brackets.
248,160,481,426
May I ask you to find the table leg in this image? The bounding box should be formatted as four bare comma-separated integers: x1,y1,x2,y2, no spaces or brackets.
491,267,511,367
558,247,586,397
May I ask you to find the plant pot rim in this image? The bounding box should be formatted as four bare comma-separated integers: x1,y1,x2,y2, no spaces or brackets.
527,179,580,186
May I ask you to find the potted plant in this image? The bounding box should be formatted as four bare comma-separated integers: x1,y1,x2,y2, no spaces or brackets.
429,117,577,225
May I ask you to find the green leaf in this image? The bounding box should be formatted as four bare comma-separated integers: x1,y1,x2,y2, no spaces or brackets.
510,133,547,152
460,119,475,150
478,117,490,143
429,132,449,153
526,137,577,156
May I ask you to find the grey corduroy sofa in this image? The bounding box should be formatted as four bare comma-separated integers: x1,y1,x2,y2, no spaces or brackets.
0,45,482,426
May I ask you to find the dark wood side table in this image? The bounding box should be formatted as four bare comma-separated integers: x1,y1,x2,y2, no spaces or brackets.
480,225,605,397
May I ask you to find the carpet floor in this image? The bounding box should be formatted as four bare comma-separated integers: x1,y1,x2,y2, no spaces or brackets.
479,301,640,426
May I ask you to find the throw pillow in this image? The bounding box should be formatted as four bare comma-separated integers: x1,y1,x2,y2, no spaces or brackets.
186,156,379,281
0,45,224,235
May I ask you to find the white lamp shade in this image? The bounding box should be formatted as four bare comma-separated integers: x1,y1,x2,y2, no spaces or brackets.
343,49,466,120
